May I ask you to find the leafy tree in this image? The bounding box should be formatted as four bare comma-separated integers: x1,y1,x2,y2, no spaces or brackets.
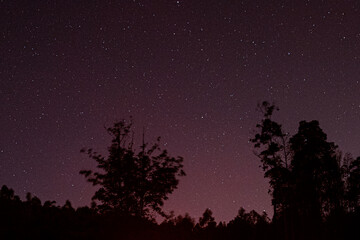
80,119,185,218
289,120,343,221
26,192,42,207
251,102,347,240
199,208,216,228
173,213,195,230
250,101,292,219
288,120,343,239
227,208,269,240
0,185,20,202
62,200,75,211
344,156,360,211
43,200,57,208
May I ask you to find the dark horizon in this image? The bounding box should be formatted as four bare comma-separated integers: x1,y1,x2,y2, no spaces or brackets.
1,0,360,223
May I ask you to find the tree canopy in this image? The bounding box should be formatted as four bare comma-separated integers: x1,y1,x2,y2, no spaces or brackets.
80,119,185,218
251,101,360,240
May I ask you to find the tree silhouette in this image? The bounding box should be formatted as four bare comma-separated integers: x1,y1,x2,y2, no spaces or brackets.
251,102,349,240
80,119,185,218
1,107,359,239
344,156,360,212
289,120,343,239
250,101,292,220
199,208,216,228
227,208,270,240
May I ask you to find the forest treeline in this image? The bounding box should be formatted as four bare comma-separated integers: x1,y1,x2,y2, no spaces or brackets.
0,186,271,240
1,102,359,239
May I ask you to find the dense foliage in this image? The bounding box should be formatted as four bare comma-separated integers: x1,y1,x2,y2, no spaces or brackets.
0,185,272,240
80,120,185,218
251,101,360,240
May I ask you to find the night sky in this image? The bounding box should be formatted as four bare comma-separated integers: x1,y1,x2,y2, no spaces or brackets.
1,0,360,222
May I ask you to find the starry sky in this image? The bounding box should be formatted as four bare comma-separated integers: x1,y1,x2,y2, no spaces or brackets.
1,0,360,222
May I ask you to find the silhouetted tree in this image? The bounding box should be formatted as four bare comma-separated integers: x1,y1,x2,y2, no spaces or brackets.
43,200,57,208
174,213,195,230
251,102,347,240
199,208,216,228
0,185,19,202
80,119,185,218
227,208,270,240
289,120,343,239
26,192,42,207
343,156,360,212
250,102,292,221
